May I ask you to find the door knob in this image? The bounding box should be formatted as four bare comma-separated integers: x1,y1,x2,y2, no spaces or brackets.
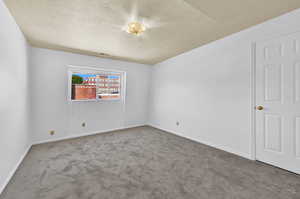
256,106,264,110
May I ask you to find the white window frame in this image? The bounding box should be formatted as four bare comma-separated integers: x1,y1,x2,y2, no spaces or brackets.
68,65,126,102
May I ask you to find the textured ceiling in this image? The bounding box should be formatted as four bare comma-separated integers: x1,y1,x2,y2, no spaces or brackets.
4,0,300,64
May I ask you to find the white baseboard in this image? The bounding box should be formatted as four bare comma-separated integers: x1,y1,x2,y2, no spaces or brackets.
33,124,146,145
148,123,252,160
0,144,32,195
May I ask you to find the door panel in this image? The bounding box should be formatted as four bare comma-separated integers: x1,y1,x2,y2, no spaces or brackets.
294,39,300,54
296,117,300,158
264,44,282,59
256,32,300,174
264,64,282,102
295,62,300,103
264,114,282,152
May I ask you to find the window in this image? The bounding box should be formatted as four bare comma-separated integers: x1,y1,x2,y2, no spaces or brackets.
69,66,124,101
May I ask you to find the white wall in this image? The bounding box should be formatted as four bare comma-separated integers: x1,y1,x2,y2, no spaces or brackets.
30,47,151,143
149,9,300,159
0,0,31,193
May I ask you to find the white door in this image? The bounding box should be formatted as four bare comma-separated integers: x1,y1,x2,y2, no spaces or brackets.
256,32,300,174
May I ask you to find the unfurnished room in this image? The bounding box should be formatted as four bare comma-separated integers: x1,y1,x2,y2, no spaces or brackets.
1,0,300,198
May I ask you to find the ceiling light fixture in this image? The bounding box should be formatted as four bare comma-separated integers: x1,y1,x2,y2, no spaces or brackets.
127,22,146,35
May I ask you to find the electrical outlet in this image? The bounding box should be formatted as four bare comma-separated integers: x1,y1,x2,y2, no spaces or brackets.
176,121,180,126
82,122,86,127
49,130,55,136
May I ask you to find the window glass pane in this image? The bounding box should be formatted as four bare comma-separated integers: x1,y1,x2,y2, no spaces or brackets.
71,73,97,100
97,75,121,100
70,70,122,101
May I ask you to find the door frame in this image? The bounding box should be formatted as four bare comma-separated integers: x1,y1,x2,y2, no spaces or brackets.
250,42,257,161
